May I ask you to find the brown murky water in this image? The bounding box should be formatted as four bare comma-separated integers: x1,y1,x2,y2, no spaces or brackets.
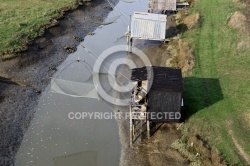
15,0,149,166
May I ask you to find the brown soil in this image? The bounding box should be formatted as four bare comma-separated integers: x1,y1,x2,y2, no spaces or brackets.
0,0,117,165
171,133,228,166
128,124,190,166
240,0,250,5
187,135,227,166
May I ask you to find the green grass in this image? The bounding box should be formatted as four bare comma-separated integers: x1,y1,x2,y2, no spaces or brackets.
182,0,250,165
0,0,79,59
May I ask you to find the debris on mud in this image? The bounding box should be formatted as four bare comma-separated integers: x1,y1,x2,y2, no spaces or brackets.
50,19,59,26
88,32,95,36
73,35,84,42
64,45,77,54
103,5,113,10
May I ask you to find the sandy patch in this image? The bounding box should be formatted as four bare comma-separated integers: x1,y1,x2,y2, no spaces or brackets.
228,11,247,32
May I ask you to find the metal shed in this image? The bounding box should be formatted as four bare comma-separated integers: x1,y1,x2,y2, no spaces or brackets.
130,12,167,41
148,0,177,12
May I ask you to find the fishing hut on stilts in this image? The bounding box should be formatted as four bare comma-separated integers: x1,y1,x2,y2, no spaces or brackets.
129,66,183,146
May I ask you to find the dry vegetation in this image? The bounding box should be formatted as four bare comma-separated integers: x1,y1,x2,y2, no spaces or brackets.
172,134,227,166
165,10,200,76
228,11,247,32
166,39,194,75
120,123,190,166
183,13,200,30
229,0,250,51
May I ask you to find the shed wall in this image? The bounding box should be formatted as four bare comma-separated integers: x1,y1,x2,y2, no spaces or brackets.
149,0,177,11
147,90,182,122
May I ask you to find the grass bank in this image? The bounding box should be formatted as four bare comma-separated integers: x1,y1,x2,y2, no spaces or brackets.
181,0,250,165
0,0,82,60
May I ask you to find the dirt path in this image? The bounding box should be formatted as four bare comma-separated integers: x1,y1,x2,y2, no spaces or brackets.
0,1,117,165
229,130,250,165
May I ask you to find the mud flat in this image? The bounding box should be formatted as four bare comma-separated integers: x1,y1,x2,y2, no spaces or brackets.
0,1,117,165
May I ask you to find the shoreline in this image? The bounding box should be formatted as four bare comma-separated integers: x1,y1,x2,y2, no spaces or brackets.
0,0,93,60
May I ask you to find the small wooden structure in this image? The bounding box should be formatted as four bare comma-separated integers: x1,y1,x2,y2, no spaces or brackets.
148,0,189,13
129,66,183,146
149,0,177,12
127,12,167,52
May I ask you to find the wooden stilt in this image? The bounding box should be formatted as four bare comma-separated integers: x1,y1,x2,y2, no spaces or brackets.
140,120,143,142
147,120,150,139
130,105,133,147
127,35,130,53
130,38,133,53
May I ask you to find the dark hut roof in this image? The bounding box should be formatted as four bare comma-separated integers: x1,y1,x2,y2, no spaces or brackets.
131,66,183,92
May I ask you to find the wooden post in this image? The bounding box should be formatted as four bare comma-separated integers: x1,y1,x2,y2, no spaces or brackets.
140,120,143,142
127,36,130,53
130,38,133,53
130,105,133,147
147,120,150,139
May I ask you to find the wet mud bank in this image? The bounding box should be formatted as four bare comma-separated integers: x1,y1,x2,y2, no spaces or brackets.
0,0,117,165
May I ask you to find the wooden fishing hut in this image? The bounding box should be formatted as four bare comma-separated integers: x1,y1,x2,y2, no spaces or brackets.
129,66,183,146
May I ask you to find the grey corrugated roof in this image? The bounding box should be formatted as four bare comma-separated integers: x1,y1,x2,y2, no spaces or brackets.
131,12,167,40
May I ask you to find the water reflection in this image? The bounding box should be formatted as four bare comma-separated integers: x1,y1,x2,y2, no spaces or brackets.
15,0,148,165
